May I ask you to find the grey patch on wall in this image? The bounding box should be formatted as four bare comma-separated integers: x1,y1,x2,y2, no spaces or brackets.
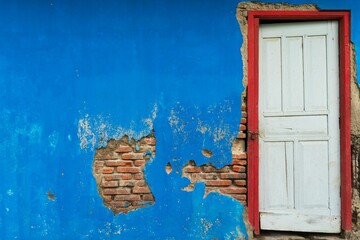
92,132,156,214
350,43,360,239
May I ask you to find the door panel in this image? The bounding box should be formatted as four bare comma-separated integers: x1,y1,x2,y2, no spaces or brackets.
259,21,340,233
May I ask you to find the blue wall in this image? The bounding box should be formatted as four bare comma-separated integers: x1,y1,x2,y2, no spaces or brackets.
0,0,358,239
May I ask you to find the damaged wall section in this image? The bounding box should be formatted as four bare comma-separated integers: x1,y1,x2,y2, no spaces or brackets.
93,132,156,214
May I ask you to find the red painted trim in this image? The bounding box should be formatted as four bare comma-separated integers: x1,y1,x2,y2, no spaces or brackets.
247,13,260,235
246,10,352,234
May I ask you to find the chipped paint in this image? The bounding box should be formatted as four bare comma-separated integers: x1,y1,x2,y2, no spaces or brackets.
2,0,359,239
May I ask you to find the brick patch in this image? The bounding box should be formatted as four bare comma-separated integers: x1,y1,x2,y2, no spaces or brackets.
93,133,156,214
182,101,248,205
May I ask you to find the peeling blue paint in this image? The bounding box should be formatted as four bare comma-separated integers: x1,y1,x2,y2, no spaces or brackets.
0,0,359,239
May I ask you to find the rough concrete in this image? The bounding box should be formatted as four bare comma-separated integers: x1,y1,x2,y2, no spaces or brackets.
350,43,360,239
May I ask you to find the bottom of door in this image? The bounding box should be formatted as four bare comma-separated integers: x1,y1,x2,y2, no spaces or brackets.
260,212,341,233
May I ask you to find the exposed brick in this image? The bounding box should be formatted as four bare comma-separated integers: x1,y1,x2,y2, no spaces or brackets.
101,180,119,188
120,173,133,180
105,160,132,167
135,180,146,187
144,137,156,145
200,173,218,180
121,153,144,160
104,175,121,181
242,111,247,117
112,201,129,208
102,167,114,174
119,180,135,187
117,167,141,173
115,146,133,153
232,160,247,165
232,194,247,201
232,152,247,159
237,133,246,139
234,180,247,186
220,173,246,179
114,195,141,201
202,165,217,173
184,167,201,173
232,165,246,173
142,194,154,201
241,118,247,124
133,187,151,194
103,195,112,202
217,166,231,173
240,124,246,131
241,104,247,111
134,160,146,167
94,161,105,167
134,173,143,180
205,180,232,186
103,188,131,195
220,187,247,194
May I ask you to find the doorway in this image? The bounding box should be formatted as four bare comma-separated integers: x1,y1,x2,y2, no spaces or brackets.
246,10,351,235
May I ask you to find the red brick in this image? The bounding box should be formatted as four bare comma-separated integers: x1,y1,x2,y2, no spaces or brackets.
205,180,232,186
103,188,130,195
184,167,201,173
220,187,247,194
200,173,218,180
119,180,135,187
105,160,130,167
232,194,247,201
102,180,119,188
103,195,112,202
237,133,246,139
114,195,141,201
242,111,247,117
94,161,104,167
115,146,133,153
202,165,217,173
117,167,141,173
121,153,144,160
234,180,246,186
232,152,247,159
241,104,247,111
95,155,118,160
133,187,151,194
134,160,146,167
104,175,121,181
102,167,114,174
120,173,133,180
220,173,246,179
232,160,247,165
134,173,143,180
144,137,156,145
241,118,247,124
232,165,246,173
217,166,231,173
239,200,247,205
135,180,147,187
112,201,129,208
142,194,154,201
240,124,246,131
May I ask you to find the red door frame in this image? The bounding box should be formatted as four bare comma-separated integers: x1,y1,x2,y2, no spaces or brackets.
247,10,351,235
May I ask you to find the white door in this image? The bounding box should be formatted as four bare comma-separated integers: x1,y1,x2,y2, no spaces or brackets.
259,21,340,233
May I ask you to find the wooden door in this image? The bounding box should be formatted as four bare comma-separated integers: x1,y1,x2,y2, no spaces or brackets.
259,21,341,233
